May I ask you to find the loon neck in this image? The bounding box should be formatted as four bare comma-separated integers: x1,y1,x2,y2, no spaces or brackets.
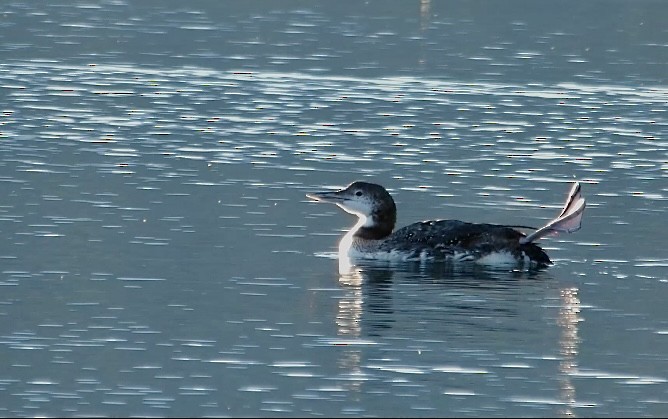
352,209,395,241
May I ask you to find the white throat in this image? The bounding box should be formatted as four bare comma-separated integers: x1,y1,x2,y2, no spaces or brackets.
338,214,370,256
336,203,373,226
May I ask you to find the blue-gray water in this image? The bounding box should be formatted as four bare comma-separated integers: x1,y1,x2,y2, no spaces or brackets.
1,0,667,417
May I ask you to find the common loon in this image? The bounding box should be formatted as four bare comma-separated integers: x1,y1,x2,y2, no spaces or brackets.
306,181,585,268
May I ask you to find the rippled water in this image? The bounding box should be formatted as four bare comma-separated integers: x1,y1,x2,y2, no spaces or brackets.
1,0,667,417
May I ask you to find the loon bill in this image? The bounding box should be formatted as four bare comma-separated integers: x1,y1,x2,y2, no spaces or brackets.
306,181,585,268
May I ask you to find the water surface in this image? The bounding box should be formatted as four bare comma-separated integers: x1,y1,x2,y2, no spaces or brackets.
0,0,667,417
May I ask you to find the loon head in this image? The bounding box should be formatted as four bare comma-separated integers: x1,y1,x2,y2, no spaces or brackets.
306,181,397,239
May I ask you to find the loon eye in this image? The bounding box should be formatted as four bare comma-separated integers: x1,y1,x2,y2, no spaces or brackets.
355,191,363,196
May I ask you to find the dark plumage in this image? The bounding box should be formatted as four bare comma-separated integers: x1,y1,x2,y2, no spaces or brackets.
384,220,551,266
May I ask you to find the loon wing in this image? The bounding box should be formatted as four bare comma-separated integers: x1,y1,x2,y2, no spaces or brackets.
520,182,586,245
388,220,526,251
385,220,551,265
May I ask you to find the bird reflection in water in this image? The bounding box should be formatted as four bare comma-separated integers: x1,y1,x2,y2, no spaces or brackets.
335,269,364,394
420,0,431,32
334,261,583,414
337,265,395,338
334,264,395,395
557,287,581,417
